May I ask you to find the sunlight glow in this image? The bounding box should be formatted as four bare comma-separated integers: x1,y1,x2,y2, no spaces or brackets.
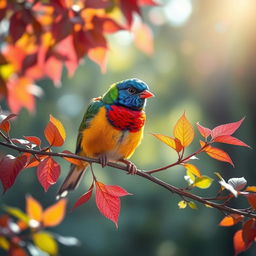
164,0,193,26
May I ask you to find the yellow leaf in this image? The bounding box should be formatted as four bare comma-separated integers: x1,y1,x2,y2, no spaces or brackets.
43,199,66,227
173,113,194,147
188,201,197,209
0,236,9,250
152,133,183,152
26,195,43,222
33,232,58,255
183,163,201,177
186,170,195,182
4,206,29,223
178,200,187,209
194,176,213,189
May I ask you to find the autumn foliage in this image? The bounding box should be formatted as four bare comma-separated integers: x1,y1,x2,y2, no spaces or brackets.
0,1,255,256
0,0,156,113
0,195,76,256
0,110,254,255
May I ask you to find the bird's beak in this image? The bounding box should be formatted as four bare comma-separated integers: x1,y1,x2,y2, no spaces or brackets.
140,90,155,99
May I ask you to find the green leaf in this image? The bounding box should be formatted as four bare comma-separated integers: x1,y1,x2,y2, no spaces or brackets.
33,232,58,255
194,176,213,189
178,200,187,209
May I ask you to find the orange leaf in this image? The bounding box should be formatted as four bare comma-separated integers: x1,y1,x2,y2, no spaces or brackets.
7,77,35,113
62,150,84,166
88,47,107,73
219,214,244,227
183,163,201,177
152,133,183,152
247,194,256,210
44,115,66,147
200,141,234,167
0,113,16,133
174,113,194,147
23,136,41,147
43,199,67,227
133,22,154,55
233,230,251,256
26,195,43,222
245,186,256,192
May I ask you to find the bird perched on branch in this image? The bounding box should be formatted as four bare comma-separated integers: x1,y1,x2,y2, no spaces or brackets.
57,78,154,198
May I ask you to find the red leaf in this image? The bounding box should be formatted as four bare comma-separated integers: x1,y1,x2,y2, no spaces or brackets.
247,194,256,210
73,184,94,210
138,0,159,5
101,185,131,197
233,230,251,256
0,154,28,192
213,135,250,148
200,141,234,167
44,115,66,147
23,136,41,147
196,122,211,138
211,118,245,139
0,113,16,133
85,0,112,9
9,11,27,43
242,219,256,245
37,157,60,192
95,182,130,228
9,245,28,256
119,0,141,27
54,35,79,77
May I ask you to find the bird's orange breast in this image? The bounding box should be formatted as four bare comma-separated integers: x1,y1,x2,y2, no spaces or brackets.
80,106,144,160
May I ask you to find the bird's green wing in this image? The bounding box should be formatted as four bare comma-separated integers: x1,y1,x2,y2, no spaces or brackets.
75,98,104,154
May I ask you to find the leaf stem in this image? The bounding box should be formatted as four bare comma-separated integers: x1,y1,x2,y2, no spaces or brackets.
146,143,209,174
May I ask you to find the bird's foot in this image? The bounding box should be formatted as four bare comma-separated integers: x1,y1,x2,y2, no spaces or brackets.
120,159,138,175
99,154,108,167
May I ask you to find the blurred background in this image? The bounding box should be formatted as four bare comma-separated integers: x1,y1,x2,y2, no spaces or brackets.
1,0,256,255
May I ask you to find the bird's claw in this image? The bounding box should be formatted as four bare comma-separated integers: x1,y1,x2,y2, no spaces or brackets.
120,159,138,175
99,154,108,167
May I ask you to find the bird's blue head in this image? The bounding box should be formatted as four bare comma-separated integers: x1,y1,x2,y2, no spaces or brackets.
102,78,154,110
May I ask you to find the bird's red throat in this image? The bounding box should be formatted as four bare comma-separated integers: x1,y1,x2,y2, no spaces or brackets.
107,105,145,132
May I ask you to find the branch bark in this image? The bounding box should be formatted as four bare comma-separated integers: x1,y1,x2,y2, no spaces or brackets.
0,140,255,219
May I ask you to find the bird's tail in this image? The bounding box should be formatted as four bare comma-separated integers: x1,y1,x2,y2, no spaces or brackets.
57,162,88,199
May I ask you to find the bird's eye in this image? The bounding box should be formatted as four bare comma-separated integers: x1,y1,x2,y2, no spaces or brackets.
127,87,137,94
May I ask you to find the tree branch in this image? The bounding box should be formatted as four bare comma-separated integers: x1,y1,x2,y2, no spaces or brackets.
0,140,255,219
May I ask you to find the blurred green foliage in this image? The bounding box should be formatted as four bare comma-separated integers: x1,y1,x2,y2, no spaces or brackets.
1,0,256,255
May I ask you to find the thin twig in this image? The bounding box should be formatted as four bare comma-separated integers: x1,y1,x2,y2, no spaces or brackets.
0,140,255,219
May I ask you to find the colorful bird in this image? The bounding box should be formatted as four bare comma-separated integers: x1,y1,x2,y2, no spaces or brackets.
57,78,154,197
